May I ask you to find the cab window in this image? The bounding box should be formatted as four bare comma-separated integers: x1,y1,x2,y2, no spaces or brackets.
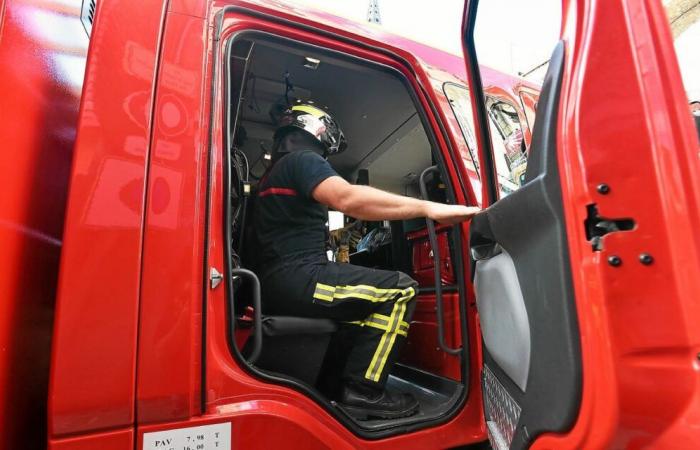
473,0,561,198
443,82,479,172
518,88,539,133
443,81,527,197
662,2,700,134
487,98,526,196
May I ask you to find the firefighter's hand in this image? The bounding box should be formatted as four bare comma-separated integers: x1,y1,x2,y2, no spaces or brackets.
426,203,481,225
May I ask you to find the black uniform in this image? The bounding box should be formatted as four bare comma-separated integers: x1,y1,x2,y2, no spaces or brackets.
250,150,417,388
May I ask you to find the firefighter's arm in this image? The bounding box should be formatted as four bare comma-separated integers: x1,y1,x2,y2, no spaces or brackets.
312,176,479,225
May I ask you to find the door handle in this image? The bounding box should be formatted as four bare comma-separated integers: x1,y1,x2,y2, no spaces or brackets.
419,166,462,356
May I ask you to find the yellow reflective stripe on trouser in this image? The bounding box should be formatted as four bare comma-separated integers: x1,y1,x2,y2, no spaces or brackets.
365,287,416,382
313,283,403,303
313,283,336,302
347,313,409,337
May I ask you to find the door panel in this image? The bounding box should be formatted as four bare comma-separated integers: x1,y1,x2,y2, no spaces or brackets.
463,0,700,448
468,42,582,449
474,248,530,391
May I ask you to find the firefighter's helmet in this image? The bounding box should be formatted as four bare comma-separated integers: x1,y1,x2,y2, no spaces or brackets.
274,102,347,155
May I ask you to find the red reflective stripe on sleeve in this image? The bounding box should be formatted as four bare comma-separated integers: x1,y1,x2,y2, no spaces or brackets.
258,187,298,197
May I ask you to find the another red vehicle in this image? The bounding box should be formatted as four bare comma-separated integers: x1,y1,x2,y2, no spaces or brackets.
1,0,699,449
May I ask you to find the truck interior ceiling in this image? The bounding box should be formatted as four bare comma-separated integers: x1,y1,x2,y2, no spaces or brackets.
224,33,469,436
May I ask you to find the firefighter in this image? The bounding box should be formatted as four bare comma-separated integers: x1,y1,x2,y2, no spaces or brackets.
250,102,479,419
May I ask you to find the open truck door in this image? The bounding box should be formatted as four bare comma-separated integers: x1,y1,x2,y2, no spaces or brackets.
462,1,700,449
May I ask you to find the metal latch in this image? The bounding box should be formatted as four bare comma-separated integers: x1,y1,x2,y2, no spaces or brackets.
584,204,635,251
210,267,223,289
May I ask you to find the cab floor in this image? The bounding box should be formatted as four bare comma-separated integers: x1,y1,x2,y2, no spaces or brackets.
338,364,464,431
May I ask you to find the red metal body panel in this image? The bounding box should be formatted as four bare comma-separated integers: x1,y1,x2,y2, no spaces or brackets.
50,429,133,450
408,226,456,286
39,1,494,447
0,1,87,448
402,226,462,379
12,0,692,448
401,292,462,380
137,408,354,450
47,0,168,441
463,0,700,447
136,10,210,425
530,0,700,447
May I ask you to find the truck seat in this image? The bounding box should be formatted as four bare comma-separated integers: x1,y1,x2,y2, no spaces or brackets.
242,315,338,387
261,315,338,336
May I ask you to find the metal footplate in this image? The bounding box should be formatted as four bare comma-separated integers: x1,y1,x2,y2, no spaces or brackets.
482,365,521,450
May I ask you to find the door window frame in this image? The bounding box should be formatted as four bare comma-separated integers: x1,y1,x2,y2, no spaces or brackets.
442,82,480,175
207,14,474,439
485,96,528,196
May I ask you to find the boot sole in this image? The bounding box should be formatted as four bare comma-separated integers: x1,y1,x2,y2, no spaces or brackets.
341,402,419,421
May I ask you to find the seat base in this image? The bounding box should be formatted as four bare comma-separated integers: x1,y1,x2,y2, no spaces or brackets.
242,315,338,386
261,315,338,336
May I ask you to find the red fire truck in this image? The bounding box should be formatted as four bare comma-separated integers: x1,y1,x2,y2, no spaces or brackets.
1,0,699,449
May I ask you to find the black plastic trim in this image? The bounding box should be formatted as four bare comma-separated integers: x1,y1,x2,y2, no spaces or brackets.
418,285,459,295
469,41,583,449
462,0,498,205
212,17,472,440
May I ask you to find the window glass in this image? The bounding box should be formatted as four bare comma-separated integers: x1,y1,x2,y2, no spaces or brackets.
662,1,700,125
443,83,479,173
487,99,526,195
518,89,539,134
443,83,529,196
473,0,561,197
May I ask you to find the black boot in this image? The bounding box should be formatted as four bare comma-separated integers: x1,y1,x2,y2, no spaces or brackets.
340,381,419,420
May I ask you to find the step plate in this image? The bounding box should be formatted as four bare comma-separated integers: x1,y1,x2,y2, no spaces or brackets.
483,365,521,450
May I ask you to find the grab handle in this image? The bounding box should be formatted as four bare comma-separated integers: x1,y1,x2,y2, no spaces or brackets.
230,268,262,364
419,166,462,355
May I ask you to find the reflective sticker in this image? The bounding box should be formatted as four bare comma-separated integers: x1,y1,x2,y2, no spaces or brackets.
292,104,326,118
143,422,231,450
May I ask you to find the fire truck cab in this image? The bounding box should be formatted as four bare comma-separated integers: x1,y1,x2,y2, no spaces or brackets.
1,0,699,449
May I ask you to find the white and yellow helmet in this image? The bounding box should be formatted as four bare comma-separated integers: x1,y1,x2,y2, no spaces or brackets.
274,102,347,155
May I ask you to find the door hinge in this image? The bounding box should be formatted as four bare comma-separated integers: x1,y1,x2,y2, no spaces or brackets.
210,267,223,289
584,204,635,251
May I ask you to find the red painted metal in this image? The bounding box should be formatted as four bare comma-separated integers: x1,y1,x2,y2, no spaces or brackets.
403,228,461,380
408,226,456,286
401,292,462,380
136,407,354,450
530,0,700,447
0,1,87,448
462,0,700,448
49,428,133,450
47,0,168,441
37,0,492,446
0,0,692,448
0,0,519,448
136,10,210,425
